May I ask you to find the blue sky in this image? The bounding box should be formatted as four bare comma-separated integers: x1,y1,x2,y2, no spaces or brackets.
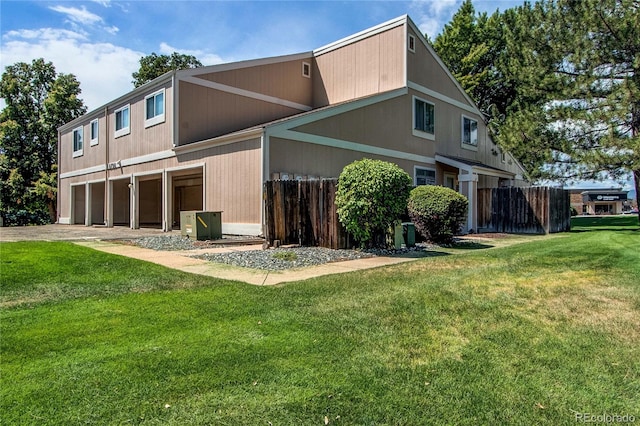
1,0,634,192
1,0,525,111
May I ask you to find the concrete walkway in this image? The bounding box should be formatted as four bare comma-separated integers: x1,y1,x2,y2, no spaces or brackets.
75,240,419,285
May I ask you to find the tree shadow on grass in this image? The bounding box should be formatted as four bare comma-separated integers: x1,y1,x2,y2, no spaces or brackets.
450,241,494,250
571,216,640,232
388,250,452,259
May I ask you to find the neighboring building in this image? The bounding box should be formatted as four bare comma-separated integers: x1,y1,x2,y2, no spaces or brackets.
569,188,630,215
57,15,527,236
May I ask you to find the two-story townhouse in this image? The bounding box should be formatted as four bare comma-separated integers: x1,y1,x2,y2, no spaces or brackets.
57,15,527,236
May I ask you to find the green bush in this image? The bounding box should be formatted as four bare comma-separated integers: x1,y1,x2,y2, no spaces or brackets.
407,185,468,244
336,159,411,247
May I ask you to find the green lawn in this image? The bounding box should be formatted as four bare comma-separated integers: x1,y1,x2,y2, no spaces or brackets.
1,222,639,425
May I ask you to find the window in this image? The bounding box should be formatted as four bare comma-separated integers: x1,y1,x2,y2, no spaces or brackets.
413,97,435,137
408,34,416,52
144,89,165,127
90,119,99,146
415,167,436,186
72,126,83,157
462,116,478,147
114,105,130,138
302,62,311,78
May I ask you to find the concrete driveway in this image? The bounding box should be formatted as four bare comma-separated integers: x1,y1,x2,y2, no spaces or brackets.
0,224,176,242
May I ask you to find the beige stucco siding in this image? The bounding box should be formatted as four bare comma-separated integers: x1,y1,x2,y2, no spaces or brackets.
313,25,405,106
178,80,301,145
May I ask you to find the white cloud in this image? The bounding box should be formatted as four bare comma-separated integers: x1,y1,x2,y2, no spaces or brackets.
49,5,103,26
410,0,461,39
1,28,143,111
158,42,225,66
49,4,118,36
91,0,112,7
104,26,119,35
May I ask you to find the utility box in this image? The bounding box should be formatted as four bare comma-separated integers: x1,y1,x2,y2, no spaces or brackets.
180,211,222,240
387,222,404,249
403,222,416,247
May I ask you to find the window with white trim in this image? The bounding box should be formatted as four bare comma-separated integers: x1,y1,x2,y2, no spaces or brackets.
302,62,311,78
462,116,478,146
114,105,130,138
72,126,83,157
408,34,416,52
144,89,165,127
415,167,436,186
413,97,435,137
90,119,99,146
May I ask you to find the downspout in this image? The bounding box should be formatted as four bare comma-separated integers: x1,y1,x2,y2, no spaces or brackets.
56,129,61,223
104,105,109,226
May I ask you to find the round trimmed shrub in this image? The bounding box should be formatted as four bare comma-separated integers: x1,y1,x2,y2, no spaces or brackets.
408,185,468,244
336,159,411,247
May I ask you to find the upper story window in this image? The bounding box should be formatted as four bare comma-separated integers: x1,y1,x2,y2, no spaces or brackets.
72,126,83,157
408,34,416,53
462,116,478,147
302,62,311,78
413,96,435,139
90,119,99,146
114,105,130,138
145,89,165,128
415,166,436,186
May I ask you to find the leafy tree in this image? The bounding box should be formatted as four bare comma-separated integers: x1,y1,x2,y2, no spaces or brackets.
0,59,85,222
335,159,412,248
132,52,203,87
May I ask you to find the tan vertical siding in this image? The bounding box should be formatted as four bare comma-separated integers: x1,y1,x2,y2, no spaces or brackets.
178,139,262,223
406,27,468,105
178,81,301,145
314,25,405,106
197,59,313,107
109,81,174,161
269,136,431,181
292,96,436,158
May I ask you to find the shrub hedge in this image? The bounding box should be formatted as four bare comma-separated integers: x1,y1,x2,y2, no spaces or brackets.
407,185,468,244
336,159,411,247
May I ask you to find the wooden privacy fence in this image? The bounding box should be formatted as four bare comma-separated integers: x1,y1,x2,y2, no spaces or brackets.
264,179,351,249
478,187,570,234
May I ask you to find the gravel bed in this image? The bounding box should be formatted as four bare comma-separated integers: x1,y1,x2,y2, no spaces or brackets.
121,235,257,251
120,234,444,271
194,247,376,271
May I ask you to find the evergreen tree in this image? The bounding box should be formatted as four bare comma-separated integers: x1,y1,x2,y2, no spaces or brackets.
433,0,639,215
500,0,639,215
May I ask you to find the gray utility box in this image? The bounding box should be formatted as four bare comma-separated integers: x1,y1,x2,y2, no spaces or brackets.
180,211,222,240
